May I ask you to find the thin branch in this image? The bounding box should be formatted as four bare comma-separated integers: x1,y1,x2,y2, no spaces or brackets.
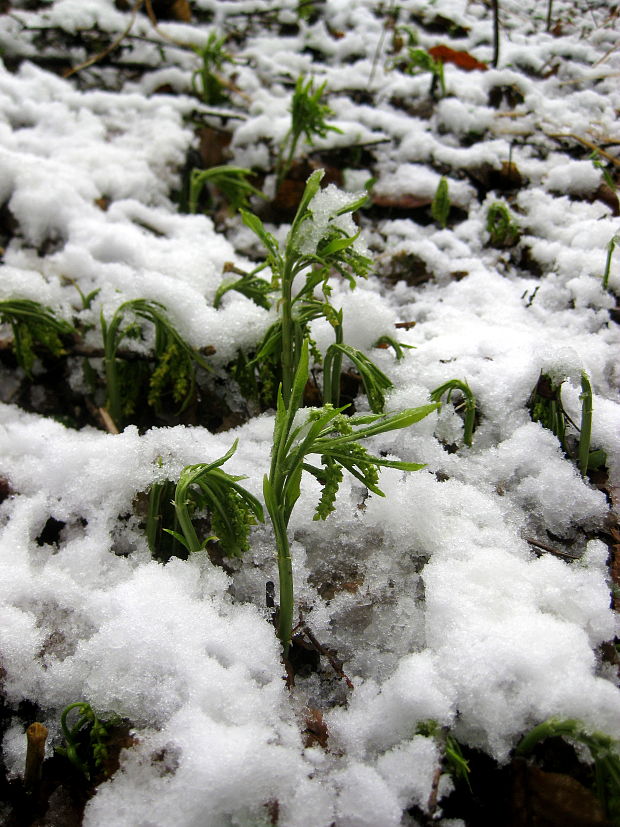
63,0,144,78
525,536,580,561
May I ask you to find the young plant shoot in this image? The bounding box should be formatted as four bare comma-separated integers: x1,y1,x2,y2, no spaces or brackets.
431,177,450,228
56,702,111,782
602,234,619,291
264,339,438,654
276,77,342,188
0,299,75,375
191,31,233,106
430,379,477,447
240,169,376,407
486,202,520,248
167,440,264,558
517,719,620,822
189,166,266,215
100,299,211,429
528,370,602,474
393,43,446,98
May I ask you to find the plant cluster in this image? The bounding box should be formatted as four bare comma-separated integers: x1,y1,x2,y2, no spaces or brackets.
148,170,439,652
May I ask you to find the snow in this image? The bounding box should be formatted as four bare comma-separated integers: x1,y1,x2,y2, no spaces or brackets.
0,0,619,824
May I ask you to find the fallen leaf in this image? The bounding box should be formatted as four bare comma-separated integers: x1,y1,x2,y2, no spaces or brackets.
429,44,488,72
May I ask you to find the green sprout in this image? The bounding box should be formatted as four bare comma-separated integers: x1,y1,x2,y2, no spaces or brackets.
395,45,446,98
430,379,477,447
516,718,620,822
323,340,394,413
431,177,450,229
578,371,592,477
486,202,520,248
146,476,184,563
100,299,211,429
191,31,233,106
189,166,266,215
167,440,264,558
373,335,415,362
0,299,75,376
602,234,619,291
589,151,617,193
417,721,471,790
214,263,274,311
56,702,111,782
240,169,375,407
276,76,342,188
528,370,603,475
264,339,437,654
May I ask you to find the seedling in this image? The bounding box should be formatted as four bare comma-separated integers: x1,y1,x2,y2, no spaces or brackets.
323,339,394,413
394,43,446,98
516,718,620,821
528,370,602,475
191,31,233,106
589,151,617,193
146,475,184,562
430,379,476,447
578,371,592,477
486,202,520,248
417,721,471,791
431,177,450,228
264,339,437,653
189,166,266,215
240,169,374,406
0,299,75,375
373,335,414,361
276,77,342,189
167,440,263,557
602,234,619,291
214,263,274,311
56,702,110,781
100,299,211,429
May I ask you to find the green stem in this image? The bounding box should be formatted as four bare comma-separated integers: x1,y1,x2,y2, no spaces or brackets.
103,349,121,429
602,236,618,291
579,371,592,477
174,478,203,554
280,265,295,406
273,511,294,656
323,322,344,406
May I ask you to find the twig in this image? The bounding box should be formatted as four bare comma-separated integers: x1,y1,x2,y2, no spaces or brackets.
24,723,48,793
491,0,500,68
525,536,579,560
547,133,620,167
98,406,120,435
63,0,144,78
300,623,354,689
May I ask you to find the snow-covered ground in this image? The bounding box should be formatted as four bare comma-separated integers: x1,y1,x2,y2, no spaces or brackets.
0,0,619,824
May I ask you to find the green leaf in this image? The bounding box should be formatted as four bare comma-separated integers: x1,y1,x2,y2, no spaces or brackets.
240,209,279,256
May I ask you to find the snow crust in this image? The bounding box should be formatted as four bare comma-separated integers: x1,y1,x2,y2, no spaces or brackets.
0,0,619,824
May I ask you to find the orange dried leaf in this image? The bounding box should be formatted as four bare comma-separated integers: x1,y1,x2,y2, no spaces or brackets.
428,45,488,72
